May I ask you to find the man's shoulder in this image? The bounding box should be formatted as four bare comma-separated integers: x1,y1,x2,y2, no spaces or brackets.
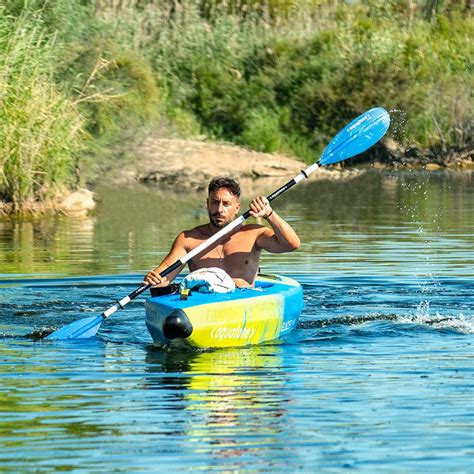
241,223,265,230
239,223,269,235
181,224,208,239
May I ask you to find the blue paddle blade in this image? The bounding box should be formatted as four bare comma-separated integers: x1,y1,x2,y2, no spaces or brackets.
45,314,104,340
320,107,390,166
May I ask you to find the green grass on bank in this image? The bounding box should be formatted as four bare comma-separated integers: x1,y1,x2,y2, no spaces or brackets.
0,0,472,209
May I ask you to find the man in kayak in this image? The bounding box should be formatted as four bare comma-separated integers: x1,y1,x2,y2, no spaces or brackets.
143,177,300,288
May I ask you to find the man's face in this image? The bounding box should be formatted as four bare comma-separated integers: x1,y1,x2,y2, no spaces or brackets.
207,187,241,228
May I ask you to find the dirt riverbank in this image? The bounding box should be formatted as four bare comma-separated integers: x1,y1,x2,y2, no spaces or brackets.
1,136,471,217
110,137,366,195
112,136,473,192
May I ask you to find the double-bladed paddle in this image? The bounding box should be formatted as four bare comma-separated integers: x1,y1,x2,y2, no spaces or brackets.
46,107,390,340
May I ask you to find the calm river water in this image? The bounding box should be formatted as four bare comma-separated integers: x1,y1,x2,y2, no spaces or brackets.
0,170,473,472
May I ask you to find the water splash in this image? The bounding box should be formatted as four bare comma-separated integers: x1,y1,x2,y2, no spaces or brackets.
299,311,474,335
387,108,411,149
396,299,474,334
394,172,450,323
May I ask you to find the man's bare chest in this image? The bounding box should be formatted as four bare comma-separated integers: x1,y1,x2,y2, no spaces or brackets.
187,233,257,260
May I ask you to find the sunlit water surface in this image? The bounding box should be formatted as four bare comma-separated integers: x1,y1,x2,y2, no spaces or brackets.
0,170,473,472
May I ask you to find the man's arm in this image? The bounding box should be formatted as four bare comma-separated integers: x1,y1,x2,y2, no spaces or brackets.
249,196,300,253
142,232,188,286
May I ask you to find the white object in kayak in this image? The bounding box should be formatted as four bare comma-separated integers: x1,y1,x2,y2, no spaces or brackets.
179,267,236,294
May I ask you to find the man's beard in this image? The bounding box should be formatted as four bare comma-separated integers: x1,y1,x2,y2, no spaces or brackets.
209,212,232,228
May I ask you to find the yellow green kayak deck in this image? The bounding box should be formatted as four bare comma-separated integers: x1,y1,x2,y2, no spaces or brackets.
145,274,303,349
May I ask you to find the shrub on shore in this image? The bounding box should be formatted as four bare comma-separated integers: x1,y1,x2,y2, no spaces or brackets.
93,0,471,160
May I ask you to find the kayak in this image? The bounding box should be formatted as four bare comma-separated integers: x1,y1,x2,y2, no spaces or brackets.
145,274,303,349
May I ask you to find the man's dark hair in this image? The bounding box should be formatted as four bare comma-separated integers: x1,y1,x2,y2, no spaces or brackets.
208,177,241,198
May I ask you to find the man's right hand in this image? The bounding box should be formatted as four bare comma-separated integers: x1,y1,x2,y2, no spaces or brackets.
142,271,169,287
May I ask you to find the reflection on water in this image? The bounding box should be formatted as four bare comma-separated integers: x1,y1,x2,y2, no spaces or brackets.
0,217,96,275
0,170,473,472
1,170,473,278
145,345,288,469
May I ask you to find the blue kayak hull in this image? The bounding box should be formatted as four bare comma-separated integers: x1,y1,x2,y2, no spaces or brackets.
145,274,303,349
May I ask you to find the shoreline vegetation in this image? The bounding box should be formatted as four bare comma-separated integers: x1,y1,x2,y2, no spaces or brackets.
0,0,472,216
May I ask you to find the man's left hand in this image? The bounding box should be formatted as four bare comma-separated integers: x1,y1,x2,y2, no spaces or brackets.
249,196,273,219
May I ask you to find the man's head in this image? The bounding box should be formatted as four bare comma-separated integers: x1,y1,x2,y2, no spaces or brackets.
207,177,241,228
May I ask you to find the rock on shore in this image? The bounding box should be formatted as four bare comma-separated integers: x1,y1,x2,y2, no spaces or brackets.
0,188,96,218
57,188,96,217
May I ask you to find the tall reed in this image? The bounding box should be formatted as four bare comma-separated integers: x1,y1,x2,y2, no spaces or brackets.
0,8,83,210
